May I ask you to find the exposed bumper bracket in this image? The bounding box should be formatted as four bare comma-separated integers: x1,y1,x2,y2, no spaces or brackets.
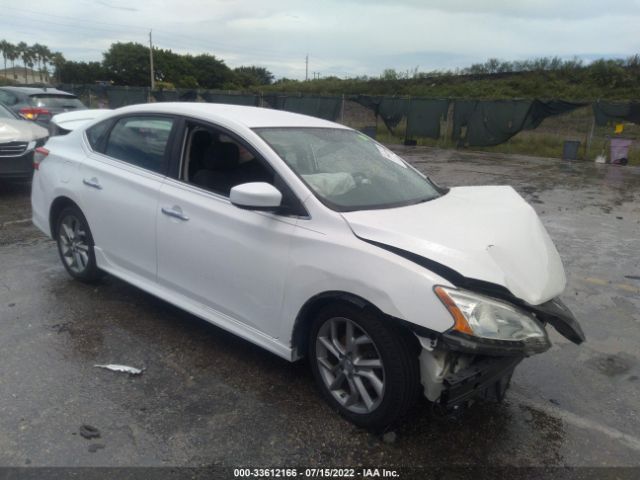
439,355,523,410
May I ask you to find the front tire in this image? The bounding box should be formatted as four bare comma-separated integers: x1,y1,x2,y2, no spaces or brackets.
309,304,421,431
55,205,102,283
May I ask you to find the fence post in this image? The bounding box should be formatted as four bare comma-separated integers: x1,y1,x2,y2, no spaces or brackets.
340,94,345,124
444,101,453,147
585,115,595,159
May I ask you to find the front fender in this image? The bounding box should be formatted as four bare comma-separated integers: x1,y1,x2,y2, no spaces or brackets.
280,226,455,343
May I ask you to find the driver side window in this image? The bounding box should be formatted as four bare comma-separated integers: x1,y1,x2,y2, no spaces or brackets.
179,122,307,216
181,122,274,198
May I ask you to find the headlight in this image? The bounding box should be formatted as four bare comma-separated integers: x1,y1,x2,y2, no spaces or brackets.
434,286,547,342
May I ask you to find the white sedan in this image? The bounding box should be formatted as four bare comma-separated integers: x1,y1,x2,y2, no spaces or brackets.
31,103,584,430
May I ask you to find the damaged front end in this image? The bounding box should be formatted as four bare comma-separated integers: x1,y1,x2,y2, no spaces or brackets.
416,336,523,414
414,287,584,413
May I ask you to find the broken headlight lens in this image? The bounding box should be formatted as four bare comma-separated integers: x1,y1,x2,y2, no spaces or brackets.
435,286,547,342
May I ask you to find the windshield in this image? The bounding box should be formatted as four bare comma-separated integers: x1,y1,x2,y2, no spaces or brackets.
29,95,85,110
255,127,441,211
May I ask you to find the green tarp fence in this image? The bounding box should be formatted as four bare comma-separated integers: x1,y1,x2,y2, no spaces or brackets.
453,100,533,146
151,90,179,102
263,94,286,110
201,92,259,106
280,96,342,121
106,87,149,108
592,101,640,126
178,89,199,101
152,90,179,102
451,100,477,142
452,99,587,146
351,95,409,132
152,89,204,102
525,100,588,129
406,99,450,139
55,84,639,146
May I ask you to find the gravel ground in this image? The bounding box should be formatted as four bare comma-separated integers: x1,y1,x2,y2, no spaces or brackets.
0,147,639,470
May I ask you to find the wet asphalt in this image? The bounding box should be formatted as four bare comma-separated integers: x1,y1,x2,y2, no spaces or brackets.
0,147,639,468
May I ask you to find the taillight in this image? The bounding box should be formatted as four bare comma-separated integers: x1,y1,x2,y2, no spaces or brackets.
33,147,49,170
19,107,50,121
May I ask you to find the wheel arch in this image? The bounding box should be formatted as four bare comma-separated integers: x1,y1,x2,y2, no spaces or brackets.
49,196,81,237
290,291,420,360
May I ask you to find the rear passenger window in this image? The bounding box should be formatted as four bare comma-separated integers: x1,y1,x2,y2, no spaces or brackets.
104,116,174,174
86,120,113,151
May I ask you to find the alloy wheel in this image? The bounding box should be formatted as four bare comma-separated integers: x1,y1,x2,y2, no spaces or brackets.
315,316,386,414
58,214,90,274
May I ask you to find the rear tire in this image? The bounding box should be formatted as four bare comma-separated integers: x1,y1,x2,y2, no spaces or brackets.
309,303,421,432
55,205,103,283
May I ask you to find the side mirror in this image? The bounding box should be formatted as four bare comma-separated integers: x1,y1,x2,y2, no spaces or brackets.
230,182,282,210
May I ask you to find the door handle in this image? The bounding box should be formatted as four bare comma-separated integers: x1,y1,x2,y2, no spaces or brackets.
82,177,102,190
161,206,189,221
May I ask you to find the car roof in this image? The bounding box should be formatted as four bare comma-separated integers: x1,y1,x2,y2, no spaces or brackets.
112,102,350,129
0,86,77,96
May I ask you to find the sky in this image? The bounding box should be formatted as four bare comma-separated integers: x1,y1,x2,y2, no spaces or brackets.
2,0,640,80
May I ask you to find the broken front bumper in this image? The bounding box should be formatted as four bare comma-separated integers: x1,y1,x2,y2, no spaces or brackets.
411,296,583,410
417,338,523,412
439,355,522,411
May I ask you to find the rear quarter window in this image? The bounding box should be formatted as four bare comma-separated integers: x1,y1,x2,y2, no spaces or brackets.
86,119,114,152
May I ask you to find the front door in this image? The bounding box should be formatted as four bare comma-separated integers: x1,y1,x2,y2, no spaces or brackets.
156,179,297,338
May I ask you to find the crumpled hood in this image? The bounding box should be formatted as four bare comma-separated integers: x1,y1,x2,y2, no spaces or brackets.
342,186,566,305
0,119,48,143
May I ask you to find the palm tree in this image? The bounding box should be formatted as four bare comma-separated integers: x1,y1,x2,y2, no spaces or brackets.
7,43,19,80
40,45,52,83
0,40,10,77
17,41,29,83
51,52,65,84
32,43,44,82
26,46,36,85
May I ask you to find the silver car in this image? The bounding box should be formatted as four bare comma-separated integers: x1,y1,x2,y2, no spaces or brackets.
0,86,86,128
0,103,48,179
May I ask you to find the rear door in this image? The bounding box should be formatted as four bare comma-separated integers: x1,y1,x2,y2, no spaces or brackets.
80,114,177,282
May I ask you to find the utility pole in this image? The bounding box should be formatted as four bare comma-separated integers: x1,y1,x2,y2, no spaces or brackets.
305,54,308,81
149,29,155,90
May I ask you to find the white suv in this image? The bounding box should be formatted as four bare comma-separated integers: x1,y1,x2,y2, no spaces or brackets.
31,103,584,430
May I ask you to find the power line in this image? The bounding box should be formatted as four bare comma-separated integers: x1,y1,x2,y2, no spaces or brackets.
0,4,148,30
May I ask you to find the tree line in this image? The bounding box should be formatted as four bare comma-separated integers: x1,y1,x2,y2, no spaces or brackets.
0,40,65,84
267,55,640,100
2,39,639,100
0,40,274,90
